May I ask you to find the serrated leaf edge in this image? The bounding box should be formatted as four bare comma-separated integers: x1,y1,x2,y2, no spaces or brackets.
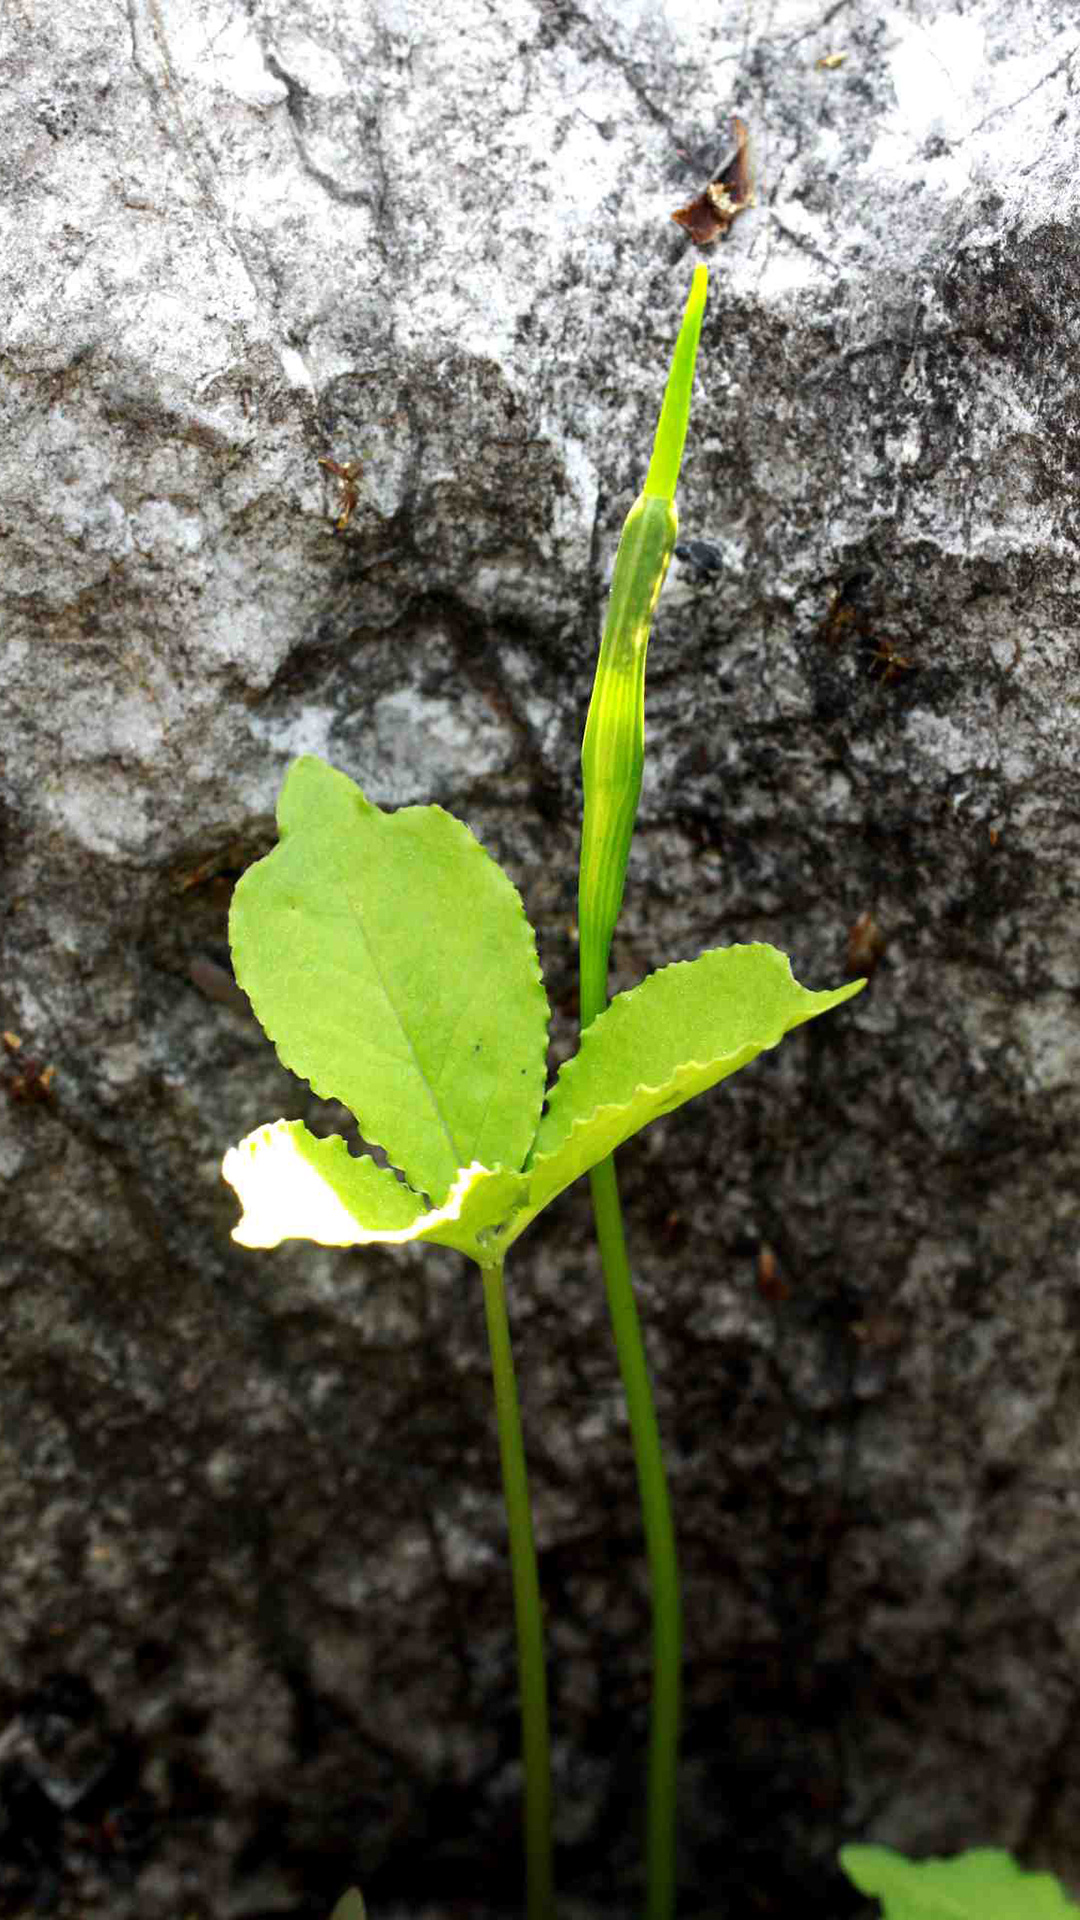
223,1116,526,1262
529,946,861,1165
230,784,552,1198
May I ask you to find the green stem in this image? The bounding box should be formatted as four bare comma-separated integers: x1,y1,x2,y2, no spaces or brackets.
480,1259,554,1920
576,269,706,1920
588,1156,681,1920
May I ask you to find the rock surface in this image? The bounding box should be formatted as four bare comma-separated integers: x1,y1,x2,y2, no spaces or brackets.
2,0,1080,1915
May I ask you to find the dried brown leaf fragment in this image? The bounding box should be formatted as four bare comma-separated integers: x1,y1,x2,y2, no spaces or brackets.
671,116,755,247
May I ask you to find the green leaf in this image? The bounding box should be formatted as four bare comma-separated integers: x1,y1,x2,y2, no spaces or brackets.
328,1892,368,1920
223,1119,529,1268
224,925,864,1262
644,262,708,502
524,945,864,1217
223,1121,427,1247
839,1845,1080,1918
229,757,549,1204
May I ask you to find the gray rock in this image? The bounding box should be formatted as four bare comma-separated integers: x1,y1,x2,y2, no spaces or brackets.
2,0,1079,1914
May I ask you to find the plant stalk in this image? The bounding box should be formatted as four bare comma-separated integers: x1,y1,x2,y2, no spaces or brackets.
587,1154,681,1920
481,1258,554,1920
577,269,708,1920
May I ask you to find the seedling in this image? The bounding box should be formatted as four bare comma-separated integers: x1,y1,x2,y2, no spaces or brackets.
223,269,864,1919
223,805,855,1276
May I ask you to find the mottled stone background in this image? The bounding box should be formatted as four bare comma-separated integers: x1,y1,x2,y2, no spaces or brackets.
2,0,1079,1915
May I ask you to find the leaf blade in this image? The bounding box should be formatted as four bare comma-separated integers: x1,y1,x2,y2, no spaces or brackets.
230,757,549,1202
223,1119,529,1267
839,1845,1080,1919
525,945,863,1215
223,1121,427,1248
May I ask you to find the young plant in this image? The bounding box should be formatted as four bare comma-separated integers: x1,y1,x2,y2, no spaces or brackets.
840,1844,1080,1918
222,271,865,1918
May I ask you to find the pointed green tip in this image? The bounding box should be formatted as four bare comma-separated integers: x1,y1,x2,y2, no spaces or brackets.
644,265,708,503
